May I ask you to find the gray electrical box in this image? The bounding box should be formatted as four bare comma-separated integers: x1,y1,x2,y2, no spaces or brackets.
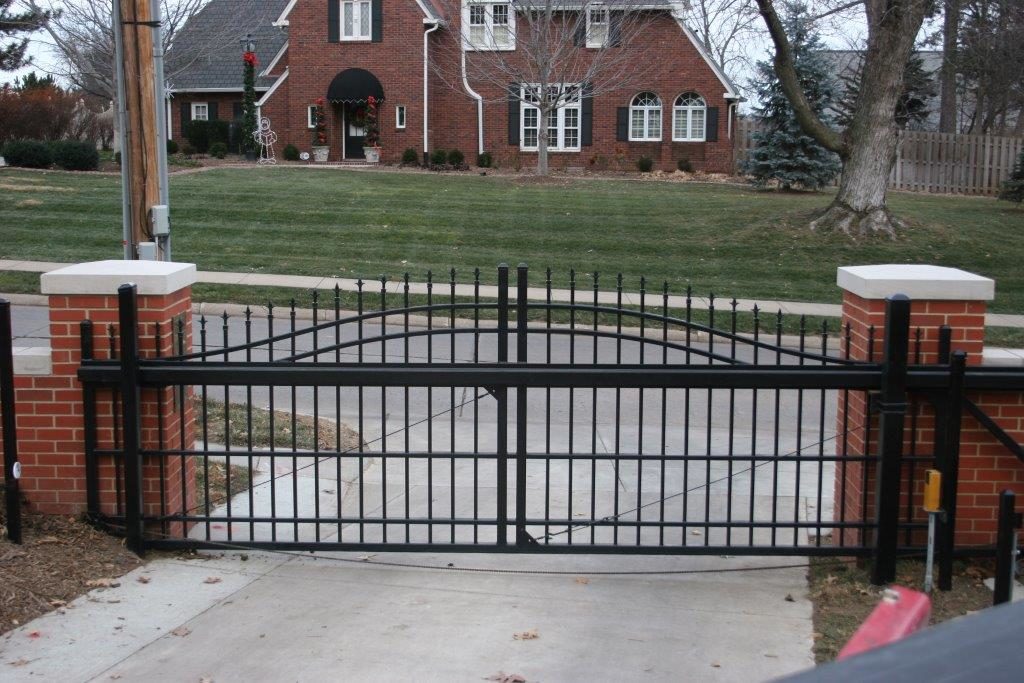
151,205,170,236
138,241,158,260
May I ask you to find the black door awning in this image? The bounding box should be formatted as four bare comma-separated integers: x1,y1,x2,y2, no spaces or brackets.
326,68,384,104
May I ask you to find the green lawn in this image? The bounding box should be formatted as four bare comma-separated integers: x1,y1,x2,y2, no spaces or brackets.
1,167,1022,312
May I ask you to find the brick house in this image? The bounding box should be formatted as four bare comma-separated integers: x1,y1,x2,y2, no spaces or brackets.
167,0,740,171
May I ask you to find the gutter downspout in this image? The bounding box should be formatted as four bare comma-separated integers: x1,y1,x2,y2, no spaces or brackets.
460,35,484,155
423,20,440,164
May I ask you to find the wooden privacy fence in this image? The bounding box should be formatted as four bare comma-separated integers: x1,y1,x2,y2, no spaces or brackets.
733,119,1023,196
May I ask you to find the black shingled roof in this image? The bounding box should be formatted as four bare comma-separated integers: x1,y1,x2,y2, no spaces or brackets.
166,0,290,92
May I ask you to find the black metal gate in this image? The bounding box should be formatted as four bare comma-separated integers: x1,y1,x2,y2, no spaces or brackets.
76,265,1024,583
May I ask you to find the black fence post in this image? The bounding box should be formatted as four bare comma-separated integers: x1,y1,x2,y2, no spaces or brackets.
993,490,1020,606
515,264,530,546
80,320,100,518
938,350,966,591
496,264,509,546
118,284,145,555
0,299,22,544
871,294,911,585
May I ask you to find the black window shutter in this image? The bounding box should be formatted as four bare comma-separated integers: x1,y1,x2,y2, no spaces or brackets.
180,101,191,128
574,15,585,47
208,101,218,120
615,107,628,141
232,102,243,120
581,83,593,146
328,0,340,42
609,12,622,46
371,0,383,42
508,83,520,145
706,107,719,141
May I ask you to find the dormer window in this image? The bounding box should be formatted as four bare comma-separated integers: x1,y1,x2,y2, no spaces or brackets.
465,2,515,51
586,6,608,48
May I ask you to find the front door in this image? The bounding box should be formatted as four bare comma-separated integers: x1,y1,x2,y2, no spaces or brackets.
343,103,365,159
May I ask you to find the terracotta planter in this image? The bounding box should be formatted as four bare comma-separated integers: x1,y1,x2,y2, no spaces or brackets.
312,146,330,163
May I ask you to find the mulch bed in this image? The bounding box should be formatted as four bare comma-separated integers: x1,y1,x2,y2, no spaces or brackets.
0,492,142,635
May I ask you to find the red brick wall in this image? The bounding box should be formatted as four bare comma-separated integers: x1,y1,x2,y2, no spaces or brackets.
836,291,1024,548
258,3,735,170
1,291,195,538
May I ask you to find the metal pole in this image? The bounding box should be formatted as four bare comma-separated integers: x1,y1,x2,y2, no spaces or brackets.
81,320,100,517
938,351,966,591
496,264,509,546
515,264,529,545
993,490,1019,606
112,0,133,259
0,299,22,544
871,294,911,586
150,0,171,261
118,284,145,554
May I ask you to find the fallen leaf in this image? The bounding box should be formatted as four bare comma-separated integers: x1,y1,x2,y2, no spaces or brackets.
357,554,376,562
86,578,121,588
784,594,795,602
484,673,526,683
199,677,214,683
137,576,151,584
48,599,66,607
27,631,41,639
34,536,61,545
9,658,31,667
171,626,191,637
203,577,222,584
711,662,721,668
109,674,122,680
690,530,702,536
513,629,539,641
574,577,590,585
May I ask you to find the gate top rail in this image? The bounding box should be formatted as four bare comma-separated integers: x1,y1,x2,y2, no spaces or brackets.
157,265,866,367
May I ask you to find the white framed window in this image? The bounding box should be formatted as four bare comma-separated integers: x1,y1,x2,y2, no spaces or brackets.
307,105,318,129
673,92,706,141
341,0,372,40
629,92,661,141
520,84,581,152
396,105,406,129
586,5,608,48
464,2,514,50
191,102,209,121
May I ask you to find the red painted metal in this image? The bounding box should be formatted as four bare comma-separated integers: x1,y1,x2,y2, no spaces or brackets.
837,586,931,660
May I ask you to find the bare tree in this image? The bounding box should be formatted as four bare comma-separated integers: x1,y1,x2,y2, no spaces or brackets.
22,0,265,101
688,0,762,82
754,0,933,237
429,0,666,175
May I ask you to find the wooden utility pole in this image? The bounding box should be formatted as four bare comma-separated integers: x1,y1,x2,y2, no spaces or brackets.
116,0,162,259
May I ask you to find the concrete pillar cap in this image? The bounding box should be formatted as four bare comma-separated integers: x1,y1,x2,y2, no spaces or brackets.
837,264,994,301
41,260,197,297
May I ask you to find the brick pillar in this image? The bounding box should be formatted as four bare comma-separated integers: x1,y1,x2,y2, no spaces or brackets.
834,264,995,547
6,261,196,536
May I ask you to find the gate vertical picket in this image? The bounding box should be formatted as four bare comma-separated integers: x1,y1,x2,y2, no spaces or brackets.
118,284,145,555
938,351,966,590
871,295,911,585
80,320,100,517
515,264,530,546
496,264,510,545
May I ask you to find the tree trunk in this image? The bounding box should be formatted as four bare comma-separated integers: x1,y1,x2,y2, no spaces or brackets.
537,105,549,176
939,0,959,133
809,0,926,238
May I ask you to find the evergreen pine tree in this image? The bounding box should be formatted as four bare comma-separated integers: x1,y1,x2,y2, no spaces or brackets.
743,3,841,190
998,149,1024,203
1,0,48,72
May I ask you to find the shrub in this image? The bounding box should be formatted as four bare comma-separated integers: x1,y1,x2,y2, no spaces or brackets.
209,142,227,159
476,151,493,168
283,144,300,161
998,149,1024,203
401,147,419,165
167,139,179,155
447,149,465,166
179,141,195,156
51,139,99,171
208,120,230,147
183,120,210,152
677,157,693,173
114,151,121,165
2,139,52,168
637,156,654,173
430,148,447,166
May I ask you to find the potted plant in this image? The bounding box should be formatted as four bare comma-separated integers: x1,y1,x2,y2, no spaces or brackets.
362,95,381,163
311,98,329,162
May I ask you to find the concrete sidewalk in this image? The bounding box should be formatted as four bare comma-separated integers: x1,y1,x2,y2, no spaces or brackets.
0,551,815,682
4,259,1022,327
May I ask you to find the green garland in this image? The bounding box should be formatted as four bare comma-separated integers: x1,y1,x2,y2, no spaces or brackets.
241,52,257,154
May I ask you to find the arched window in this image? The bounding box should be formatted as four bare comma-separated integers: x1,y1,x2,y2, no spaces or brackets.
673,92,706,141
629,92,661,141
